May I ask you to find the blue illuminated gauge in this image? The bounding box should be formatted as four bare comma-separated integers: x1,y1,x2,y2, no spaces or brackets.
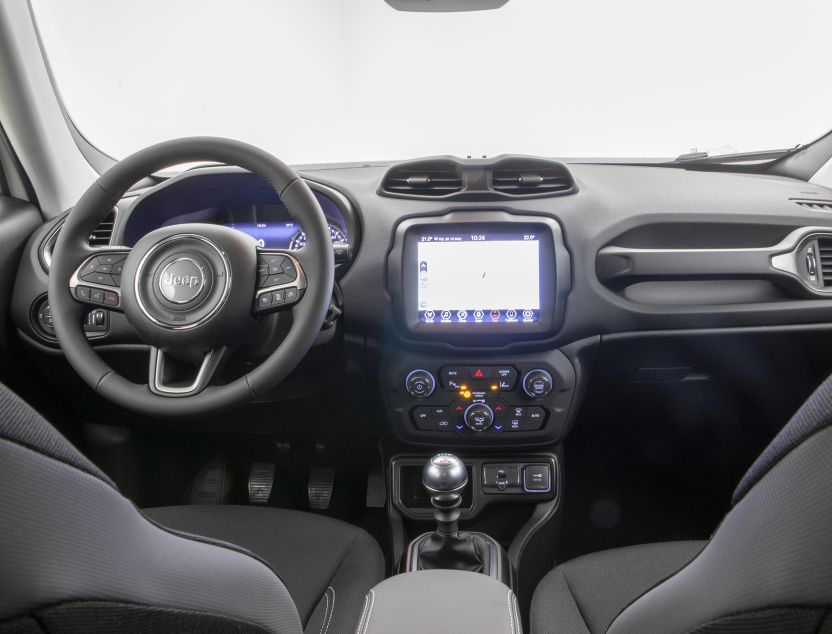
288,224,348,250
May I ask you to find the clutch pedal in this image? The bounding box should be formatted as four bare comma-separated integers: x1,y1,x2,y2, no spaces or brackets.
248,462,276,504
189,454,230,505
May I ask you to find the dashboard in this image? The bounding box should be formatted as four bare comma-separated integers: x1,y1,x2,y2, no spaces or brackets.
11,155,832,444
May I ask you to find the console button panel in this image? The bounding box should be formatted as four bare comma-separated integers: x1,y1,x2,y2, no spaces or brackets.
382,351,578,446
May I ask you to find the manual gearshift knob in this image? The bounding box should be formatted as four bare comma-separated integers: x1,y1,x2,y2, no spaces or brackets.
422,453,468,505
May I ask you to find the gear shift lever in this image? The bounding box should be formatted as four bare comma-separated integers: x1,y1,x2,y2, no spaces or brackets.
422,453,467,535
411,452,500,576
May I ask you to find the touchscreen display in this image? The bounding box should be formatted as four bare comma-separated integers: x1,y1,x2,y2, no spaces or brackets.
416,231,541,324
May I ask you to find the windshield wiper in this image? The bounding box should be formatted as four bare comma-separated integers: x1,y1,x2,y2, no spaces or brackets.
669,147,797,165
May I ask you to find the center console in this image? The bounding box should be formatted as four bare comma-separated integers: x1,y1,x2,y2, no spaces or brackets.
381,211,580,628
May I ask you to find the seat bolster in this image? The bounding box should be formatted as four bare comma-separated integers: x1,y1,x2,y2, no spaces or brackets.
0,439,302,634
531,541,706,634
303,529,385,634
609,426,832,634
531,566,592,634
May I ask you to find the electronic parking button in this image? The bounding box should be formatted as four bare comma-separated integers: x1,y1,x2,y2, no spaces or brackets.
524,464,552,492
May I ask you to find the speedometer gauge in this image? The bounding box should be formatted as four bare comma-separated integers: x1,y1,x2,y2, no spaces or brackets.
289,224,348,251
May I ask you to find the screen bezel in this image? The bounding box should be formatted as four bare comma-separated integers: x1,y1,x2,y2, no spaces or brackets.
388,211,570,343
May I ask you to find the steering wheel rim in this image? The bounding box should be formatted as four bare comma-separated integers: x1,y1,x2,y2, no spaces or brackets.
48,137,334,418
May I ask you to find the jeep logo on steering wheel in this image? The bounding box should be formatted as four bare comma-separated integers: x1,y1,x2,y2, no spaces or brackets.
158,258,205,304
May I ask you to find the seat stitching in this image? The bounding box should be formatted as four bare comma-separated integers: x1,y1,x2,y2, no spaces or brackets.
356,593,370,634
361,589,375,634
317,588,329,634
513,593,522,634
319,586,335,634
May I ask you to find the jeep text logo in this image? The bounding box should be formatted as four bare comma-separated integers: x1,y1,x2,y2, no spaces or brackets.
158,258,205,304
162,274,201,288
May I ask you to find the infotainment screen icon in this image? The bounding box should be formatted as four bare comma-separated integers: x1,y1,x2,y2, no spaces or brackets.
416,232,541,325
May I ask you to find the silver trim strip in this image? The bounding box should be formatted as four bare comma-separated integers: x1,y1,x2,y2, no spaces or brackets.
599,225,832,296
151,347,216,395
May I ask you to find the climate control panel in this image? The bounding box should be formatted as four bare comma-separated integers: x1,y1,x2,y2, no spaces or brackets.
381,351,578,446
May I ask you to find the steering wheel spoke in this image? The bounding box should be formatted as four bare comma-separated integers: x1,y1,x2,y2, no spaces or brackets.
69,248,131,312
148,346,231,397
253,249,307,314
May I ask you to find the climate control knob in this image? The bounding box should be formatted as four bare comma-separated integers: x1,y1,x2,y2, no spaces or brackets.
464,403,494,432
405,369,436,398
523,369,553,399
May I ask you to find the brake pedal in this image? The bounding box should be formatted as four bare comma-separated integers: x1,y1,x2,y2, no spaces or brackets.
366,469,386,508
308,467,335,510
248,462,275,504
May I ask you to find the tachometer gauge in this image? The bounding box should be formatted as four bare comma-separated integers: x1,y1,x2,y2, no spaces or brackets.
288,224,348,250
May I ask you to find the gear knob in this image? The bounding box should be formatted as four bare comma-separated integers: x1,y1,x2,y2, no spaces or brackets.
423,453,468,507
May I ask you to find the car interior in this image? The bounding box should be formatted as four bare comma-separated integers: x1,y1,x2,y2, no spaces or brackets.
2,0,832,633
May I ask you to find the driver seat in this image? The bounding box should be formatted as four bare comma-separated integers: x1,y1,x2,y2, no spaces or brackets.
0,383,384,634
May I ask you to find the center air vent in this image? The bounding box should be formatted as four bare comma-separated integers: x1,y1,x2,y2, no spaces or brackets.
817,237,832,286
380,160,463,198
490,159,575,197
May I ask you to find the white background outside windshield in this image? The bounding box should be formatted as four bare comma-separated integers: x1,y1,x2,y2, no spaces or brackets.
32,0,832,164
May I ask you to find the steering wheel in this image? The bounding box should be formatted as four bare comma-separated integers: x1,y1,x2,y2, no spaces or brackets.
48,137,334,418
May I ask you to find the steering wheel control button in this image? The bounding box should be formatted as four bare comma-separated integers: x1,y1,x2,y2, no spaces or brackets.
75,286,91,301
103,291,119,307
523,464,552,493
523,369,554,398
464,402,494,432
253,252,307,314
158,257,207,304
99,253,126,266
405,369,436,398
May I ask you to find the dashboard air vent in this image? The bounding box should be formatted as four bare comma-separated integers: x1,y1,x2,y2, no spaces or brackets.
380,160,463,198
818,237,832,286
490,159,575,197
794,200,832,212
88,208,116,246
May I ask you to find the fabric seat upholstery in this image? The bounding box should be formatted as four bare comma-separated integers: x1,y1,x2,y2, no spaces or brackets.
531,541,705,634
0,382,383,634
144,505,384,634
532,372,832,634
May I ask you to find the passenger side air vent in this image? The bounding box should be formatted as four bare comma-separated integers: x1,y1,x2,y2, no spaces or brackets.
380,160,463,198
88,208,117,246
817,237,832,286
490,159,575,197
794,200,832,212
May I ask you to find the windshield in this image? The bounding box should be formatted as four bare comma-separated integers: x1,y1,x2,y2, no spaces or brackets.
31,0,832,165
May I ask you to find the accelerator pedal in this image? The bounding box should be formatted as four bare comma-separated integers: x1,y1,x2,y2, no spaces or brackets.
366,469,386,508
308,467,335,510
248,462,276,505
